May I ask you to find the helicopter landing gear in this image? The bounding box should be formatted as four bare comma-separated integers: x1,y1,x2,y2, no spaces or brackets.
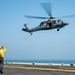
30,32,33,35
57,28,60,31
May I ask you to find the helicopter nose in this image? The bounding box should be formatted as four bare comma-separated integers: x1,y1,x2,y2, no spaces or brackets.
65,22,69,25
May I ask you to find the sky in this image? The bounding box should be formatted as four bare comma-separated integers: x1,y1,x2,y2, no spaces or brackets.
0,0,75,60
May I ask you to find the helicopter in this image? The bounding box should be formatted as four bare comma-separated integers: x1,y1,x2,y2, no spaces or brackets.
22,3,75,35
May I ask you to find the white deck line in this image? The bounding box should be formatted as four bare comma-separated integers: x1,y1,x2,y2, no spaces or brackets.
4,62,75,66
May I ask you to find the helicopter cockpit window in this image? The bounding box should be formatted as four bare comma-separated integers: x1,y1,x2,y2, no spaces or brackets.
58,19,62,22
57,19,64,24
52,20,56,24
57,19,60,22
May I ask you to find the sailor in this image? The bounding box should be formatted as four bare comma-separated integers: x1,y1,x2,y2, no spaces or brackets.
0,46,6,73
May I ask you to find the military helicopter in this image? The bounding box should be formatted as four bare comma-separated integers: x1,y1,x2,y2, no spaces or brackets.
22,3,75,35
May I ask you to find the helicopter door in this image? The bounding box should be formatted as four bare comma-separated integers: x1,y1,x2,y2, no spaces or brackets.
49,23,52,27
47,23,52,27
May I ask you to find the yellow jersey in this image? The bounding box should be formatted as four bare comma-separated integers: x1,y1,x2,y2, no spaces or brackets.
0,48,6,58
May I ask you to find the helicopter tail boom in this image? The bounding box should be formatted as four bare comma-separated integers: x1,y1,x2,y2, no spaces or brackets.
24,23,29,30
22,23,31,33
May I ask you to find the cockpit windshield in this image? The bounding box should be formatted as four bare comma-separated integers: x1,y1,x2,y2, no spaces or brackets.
57,19,63,22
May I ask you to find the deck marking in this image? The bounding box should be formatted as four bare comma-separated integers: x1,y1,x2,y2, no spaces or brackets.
4,66,75,73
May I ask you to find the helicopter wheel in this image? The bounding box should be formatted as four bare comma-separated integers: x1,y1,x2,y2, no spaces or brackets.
30,32,33,35
57,28,59,31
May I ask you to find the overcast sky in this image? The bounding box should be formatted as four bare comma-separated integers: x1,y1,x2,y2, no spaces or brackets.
0,0,75,60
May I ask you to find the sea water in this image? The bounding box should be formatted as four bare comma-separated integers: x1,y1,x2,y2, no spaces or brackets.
4,59,75,64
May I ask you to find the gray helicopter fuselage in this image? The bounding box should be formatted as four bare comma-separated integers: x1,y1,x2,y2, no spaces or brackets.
22,19,68,34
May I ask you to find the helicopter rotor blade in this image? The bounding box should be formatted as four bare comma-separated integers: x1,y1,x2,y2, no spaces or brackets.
41,3,52,17
58,14,75,18
24,15,49,19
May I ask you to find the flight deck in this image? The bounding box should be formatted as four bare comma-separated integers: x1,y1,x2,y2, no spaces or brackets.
2,63,75,75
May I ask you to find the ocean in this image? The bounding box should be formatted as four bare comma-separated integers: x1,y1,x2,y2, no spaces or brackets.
4,59,75,64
